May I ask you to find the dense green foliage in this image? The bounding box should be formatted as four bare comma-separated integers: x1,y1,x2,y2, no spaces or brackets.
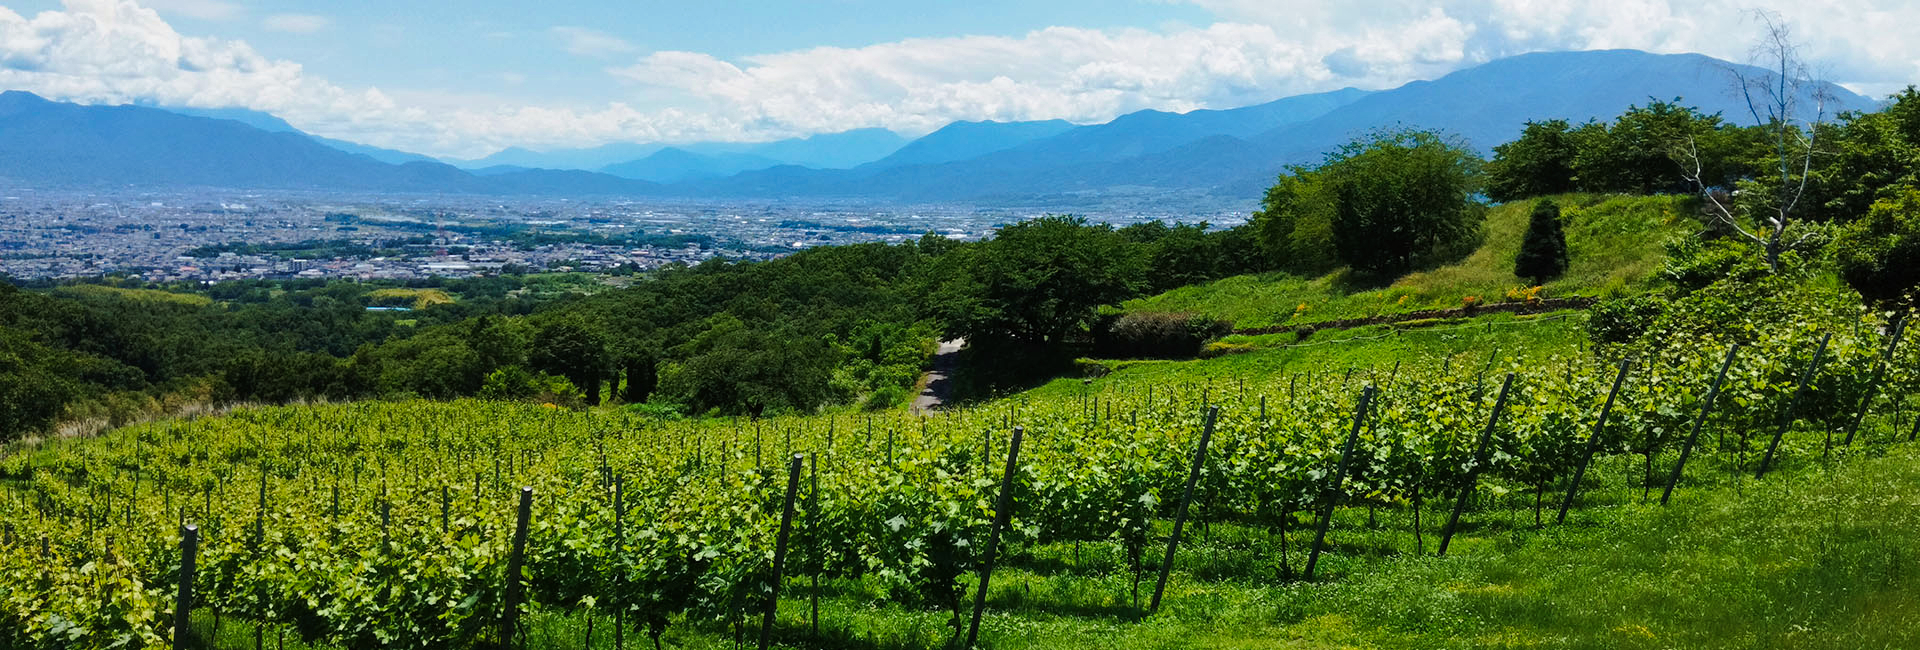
1251,130,1484,280
1833,188,1920,308
1484,101,1757,200
930,216,1146,345
1484,119,1579,201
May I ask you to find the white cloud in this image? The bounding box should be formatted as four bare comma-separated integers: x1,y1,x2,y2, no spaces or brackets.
262,13,329,34
138,0,239,21
2,0,1918,159
550,26,636,57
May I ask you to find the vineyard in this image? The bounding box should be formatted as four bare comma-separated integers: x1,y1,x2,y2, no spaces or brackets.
0,304,1915,649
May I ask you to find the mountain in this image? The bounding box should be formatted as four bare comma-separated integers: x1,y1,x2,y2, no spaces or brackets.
599,148,782,183
465,128,908,174
691,86,1372,199
166,106,441,166
1170,49,1880,195
449,143,667,171
0,91,660,195
865,119,1077,169
0,91,469,191
697,50,1875,202
693,128,908,169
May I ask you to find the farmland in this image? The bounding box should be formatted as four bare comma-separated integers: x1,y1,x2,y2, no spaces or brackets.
1,284,1913,648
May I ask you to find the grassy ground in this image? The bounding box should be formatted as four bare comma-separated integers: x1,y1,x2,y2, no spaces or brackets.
1030,311,1591,403
1123,194,1697,330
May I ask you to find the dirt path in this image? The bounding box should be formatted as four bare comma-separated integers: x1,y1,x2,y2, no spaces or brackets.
911,338,964,414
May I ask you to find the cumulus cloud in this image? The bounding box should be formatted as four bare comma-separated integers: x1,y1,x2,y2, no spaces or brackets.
138,0,238,21
1,0,1917,159
261,13,328,34
551,26,637,57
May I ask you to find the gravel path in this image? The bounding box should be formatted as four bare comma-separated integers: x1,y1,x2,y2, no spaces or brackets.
910,339,964,414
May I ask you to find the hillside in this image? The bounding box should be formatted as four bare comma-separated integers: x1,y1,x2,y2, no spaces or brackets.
1122,194,1697,330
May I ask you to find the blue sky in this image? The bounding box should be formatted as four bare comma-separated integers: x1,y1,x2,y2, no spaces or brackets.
2,1,1916,158
14,1,1215,107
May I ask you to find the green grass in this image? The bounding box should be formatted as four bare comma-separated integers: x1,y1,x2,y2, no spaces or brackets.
1124,194,1697,330
1034,311,1591,403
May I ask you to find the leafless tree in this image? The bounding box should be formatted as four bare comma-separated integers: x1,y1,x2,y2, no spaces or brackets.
1679,11,1834,270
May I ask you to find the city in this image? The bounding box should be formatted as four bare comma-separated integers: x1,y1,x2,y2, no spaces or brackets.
0,188,1231,282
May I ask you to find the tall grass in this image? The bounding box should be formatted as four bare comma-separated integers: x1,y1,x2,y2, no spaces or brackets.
1124,194,1697,330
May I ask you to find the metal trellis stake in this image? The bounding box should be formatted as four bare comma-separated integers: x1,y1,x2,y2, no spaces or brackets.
499,487,533,649
963,426,1026,648
1556,361,1630,524
1757,334,1830,479
1842,317,1908,447
1440,373,1515,557
759,454,803,650
1307,386,1375,577
174,524,198,649
1661,345,1741,506
1149,406,1220,613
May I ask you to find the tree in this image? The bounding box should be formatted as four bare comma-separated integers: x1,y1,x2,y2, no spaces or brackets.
1809,87,1920,221
1681,12,1834,270
1573,101,1743,195
1486,119,1579,202
1321,129,1485,279
1248,170,1340,275
529,316,609,405
657,314,835,417
1514,199,1570,284
939,216,1146,345
1834,189,1920,309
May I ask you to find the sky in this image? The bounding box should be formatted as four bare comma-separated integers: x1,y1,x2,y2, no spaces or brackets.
2,0,1917,159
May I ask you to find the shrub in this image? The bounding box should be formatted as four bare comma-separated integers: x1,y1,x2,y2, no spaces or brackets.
1833,189,1920,309
1093,312,1232,359
1663,237,1769,292
1515,199,1570,283
863,385,911,411
1587,294,1670,345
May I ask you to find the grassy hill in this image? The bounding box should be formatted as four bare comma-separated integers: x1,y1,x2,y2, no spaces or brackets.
1123,194,1696,330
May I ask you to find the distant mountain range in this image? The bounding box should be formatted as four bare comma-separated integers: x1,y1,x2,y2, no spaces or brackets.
0,50,1882,204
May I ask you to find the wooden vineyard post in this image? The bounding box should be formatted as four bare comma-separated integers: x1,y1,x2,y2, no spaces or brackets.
1306,387,1375,578
1842,316,1907,447
174,524,198,649
1661,345,1741,506
808,455,820,637
759,455,803,650
1757,334,1831,479
963,426,1026,648
499,487,533,649
1149,407,1219,614
613,478,625,650
1556,361,1630,524
1440,374,1514,557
